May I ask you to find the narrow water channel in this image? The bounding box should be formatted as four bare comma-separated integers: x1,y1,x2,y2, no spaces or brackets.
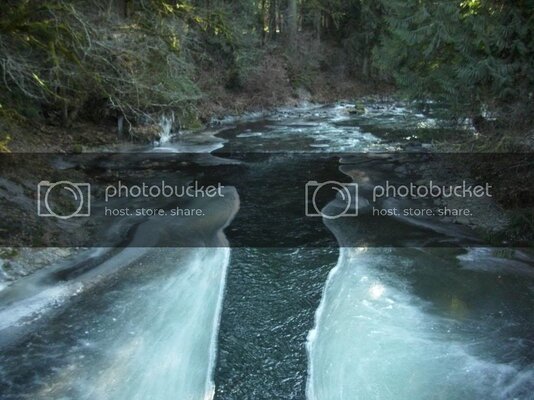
0,103,532,400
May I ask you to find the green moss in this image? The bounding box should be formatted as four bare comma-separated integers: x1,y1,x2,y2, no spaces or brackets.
348,102,366,115
0,248,19,259
3,261,13,271
187,118,204,130
178,108,204,130
0,134,11,153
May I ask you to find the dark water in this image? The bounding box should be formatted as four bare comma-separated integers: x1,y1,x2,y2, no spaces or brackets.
0,102,532,400
215,248,337,399
209,105,533,400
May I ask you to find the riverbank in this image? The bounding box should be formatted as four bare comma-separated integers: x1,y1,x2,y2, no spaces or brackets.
3,63,390,153
0,101,533,400
1,101,532,293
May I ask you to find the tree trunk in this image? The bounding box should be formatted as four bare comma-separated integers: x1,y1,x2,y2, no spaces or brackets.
115,0,128,19
314,9,321,42
287,0,297,50
362,56,369,77
261,0,267,45
269,0,278,40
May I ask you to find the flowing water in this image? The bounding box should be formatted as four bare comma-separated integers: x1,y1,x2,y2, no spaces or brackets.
1,248,230,400
307,246,533,400
0,102,532,400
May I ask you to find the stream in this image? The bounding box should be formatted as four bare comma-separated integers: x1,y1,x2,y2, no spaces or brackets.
0,103,532,400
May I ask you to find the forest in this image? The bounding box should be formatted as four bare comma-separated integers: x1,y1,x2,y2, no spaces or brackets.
1,2,534,399
0,0,533,147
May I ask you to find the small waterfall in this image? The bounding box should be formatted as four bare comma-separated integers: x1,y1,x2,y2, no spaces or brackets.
159,113,175,144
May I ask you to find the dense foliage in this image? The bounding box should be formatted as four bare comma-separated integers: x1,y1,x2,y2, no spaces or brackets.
0,0,203,126
375,0,534,128
0,0,532,133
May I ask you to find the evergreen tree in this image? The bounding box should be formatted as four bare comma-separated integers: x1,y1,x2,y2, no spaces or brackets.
375,0,534,127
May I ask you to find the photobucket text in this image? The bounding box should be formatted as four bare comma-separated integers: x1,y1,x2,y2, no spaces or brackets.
372,180,492,203
105,180,225,202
